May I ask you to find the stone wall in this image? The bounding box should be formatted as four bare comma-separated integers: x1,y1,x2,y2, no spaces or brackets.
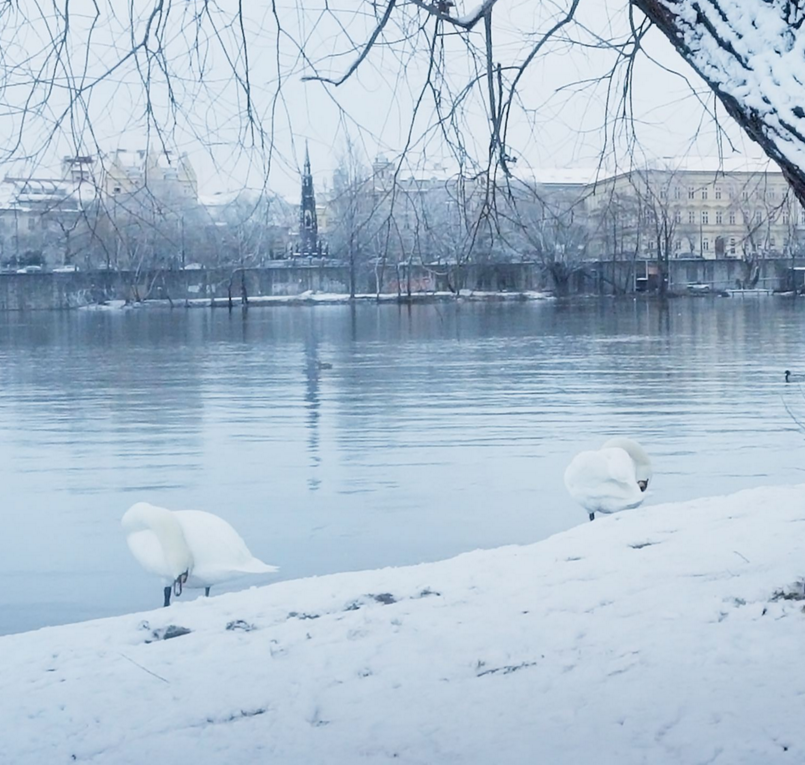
0,263,552,310
0,258,800,310
589,257,799,295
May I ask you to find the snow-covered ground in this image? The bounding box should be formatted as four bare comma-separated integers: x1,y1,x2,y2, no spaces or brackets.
78,290,553,310
4,484,805,764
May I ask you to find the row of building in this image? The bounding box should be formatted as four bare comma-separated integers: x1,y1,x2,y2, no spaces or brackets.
1,146,801,271
320,154,805,271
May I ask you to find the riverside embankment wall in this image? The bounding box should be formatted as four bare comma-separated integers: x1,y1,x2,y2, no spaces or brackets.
0,258,800,310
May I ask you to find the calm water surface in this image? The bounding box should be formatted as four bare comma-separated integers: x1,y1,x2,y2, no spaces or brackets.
1,298,804,634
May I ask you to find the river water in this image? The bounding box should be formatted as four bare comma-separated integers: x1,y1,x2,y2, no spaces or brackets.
1,297,803,634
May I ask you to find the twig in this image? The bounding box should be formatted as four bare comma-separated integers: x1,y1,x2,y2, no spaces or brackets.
118,652,170,684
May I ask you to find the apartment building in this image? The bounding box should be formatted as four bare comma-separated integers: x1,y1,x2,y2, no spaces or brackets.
584,158,804,260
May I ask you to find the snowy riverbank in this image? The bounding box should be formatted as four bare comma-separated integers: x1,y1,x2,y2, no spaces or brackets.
79,289,553,310
4,484,805,763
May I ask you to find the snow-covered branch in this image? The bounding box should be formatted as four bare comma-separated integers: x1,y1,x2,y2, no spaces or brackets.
635,0,805,205
406,0,500,30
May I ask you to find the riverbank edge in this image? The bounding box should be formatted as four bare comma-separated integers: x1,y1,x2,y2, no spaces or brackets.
79,287,802,311
80,290,556,310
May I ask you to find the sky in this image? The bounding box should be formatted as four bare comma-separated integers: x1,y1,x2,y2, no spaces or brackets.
0,0,771,200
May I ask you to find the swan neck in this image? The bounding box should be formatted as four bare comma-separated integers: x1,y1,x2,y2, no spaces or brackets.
125,503,194,579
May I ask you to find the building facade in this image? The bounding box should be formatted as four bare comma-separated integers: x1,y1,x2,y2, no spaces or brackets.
584,159,805,261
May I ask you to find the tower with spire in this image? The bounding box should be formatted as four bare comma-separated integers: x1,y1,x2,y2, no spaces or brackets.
299,143,320,256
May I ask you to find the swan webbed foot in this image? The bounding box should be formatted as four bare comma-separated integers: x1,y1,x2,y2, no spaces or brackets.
588,512,595,522
204,587,211,597
163,586,172,607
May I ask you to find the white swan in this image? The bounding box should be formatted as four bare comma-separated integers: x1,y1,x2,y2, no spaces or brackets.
564,438,653,522
122,502,278,606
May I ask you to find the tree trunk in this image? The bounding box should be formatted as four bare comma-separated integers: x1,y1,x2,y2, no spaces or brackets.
634,0,805,206
550,263,571,297
349,245,356,299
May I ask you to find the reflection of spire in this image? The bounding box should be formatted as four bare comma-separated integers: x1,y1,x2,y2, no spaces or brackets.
303,332,322,492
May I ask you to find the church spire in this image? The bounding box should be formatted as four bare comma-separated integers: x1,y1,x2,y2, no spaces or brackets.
299,141,319,255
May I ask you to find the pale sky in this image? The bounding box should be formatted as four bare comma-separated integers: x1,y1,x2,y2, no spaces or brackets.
0,0,769,201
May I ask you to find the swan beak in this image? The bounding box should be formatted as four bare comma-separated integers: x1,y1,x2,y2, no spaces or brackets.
637,480,648,492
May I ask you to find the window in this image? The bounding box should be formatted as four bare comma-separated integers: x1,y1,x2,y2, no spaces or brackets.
660,189,667,199
767,190,775,200
716,210,723,225
647,240,655,251
688,210,696,224
729,238,736,255
688,187,695,199
675,239,681,251
701,189,708,200
756,210,763,222
783,211,790,225
729,211,736,225
703,238,710,251
701,211,709,225
674,210,682,224
27,217,36,230
715,187,722,200
770,237,776,248
674,187,682,200
742,190,749,201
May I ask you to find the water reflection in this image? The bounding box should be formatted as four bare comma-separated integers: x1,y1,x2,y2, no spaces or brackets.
304,328,322,492
0,297,804,634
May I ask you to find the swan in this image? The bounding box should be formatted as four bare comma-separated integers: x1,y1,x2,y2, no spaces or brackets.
564,438,653,521
785,370,802,383
122,502,278,607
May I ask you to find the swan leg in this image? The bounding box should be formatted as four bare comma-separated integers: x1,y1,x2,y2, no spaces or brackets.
163,586,172,607
205,587,211,597
588,512,595,522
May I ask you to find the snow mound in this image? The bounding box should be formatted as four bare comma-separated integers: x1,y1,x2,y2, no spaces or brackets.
3,485,805,763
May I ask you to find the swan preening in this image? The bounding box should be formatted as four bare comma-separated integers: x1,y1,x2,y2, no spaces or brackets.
122,502,278,606
564,438,653,522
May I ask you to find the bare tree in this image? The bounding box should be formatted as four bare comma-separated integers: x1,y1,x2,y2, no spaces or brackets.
0,0,804,278
497,180,590,296
328,143,376,297
628,170,681,296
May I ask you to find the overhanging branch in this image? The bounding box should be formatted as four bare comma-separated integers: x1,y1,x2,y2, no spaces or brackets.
302,0,398,86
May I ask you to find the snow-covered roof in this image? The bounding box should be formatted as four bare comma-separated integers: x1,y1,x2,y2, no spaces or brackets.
516,167,604,186
643,156,781,175
108,148,185,171
0,176,101,210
